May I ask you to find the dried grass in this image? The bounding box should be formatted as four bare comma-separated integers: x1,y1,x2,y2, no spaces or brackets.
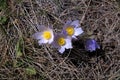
0,0,120,80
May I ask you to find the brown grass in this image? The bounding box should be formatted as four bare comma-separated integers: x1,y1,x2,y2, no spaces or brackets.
0,0,120,80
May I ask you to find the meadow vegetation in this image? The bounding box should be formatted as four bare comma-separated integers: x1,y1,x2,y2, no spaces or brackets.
0,0,120,80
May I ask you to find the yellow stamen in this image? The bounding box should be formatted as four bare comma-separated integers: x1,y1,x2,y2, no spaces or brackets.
66,26,74,36
58,37,66,46
42,31,52,40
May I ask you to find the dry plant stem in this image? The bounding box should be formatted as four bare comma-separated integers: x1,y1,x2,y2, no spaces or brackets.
0,0,119,79
80,0,91,24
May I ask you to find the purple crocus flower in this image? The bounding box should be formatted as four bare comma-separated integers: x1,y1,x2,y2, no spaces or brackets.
62,20,84,39
85,39,100,52
52,33,72,54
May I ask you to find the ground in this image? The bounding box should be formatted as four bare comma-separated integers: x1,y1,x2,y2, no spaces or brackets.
0,0,120,80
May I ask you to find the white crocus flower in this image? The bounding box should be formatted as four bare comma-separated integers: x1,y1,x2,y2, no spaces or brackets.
32,25,54,45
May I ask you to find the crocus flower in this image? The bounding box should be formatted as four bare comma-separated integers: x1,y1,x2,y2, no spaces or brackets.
62,20,83,39
85,39,100,52
32,25,54,45
52,33,72,54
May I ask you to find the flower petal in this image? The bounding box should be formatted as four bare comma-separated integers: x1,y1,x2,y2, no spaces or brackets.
37,25,46,31
64,38,72,49
32,32,42,40
71,20,80,27
59,47,65,54
85,39,100,52
74,27,83,36
47,30,54,44
51,41,59,49
38,39,48,45
51,33,63,49
65,20,72,25
62,20,72,35
72,35,77,39
48,37,54,44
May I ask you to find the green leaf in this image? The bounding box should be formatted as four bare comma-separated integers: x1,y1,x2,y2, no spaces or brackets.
0,16,7,24
13,60,24,67
25,67,36,75
15,37,23,58
16,51,22,58
0,0,7,10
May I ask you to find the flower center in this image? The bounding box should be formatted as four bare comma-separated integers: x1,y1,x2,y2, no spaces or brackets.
42,31,52,40
58,37,66,46
66,26,74,36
